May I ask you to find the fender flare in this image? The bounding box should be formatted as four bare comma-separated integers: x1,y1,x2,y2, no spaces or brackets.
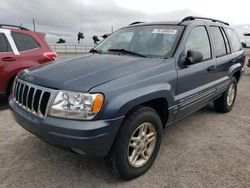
228,63,243,76
100,83,175,119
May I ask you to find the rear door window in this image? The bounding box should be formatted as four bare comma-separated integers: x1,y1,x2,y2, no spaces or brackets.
225,28,242,52
220,28,231,54
0,33,12,52
11,32,40,51
210,26,227,57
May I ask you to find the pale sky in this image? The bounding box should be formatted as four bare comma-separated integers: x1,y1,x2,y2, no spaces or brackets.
1,0,250,44
118,0,250,23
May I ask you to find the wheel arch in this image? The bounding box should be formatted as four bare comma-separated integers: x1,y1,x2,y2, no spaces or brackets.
97,84,176,126
124,98,169,127
232,70,241,83
228,63,243,83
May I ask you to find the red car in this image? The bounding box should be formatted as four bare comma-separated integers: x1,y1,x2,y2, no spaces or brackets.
0,24,57,98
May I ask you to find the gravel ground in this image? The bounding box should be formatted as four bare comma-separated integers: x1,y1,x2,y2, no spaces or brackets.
0,60,249,188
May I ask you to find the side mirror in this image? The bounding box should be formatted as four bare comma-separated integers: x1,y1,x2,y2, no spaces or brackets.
183,50,203,66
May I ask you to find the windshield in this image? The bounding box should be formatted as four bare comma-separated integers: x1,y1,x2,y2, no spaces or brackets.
95,25,184,58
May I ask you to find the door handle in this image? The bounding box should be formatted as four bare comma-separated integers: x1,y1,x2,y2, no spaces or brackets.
207,65,216,72
1,57,16,62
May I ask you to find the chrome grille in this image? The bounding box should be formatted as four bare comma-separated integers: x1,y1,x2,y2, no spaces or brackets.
13,78,56,117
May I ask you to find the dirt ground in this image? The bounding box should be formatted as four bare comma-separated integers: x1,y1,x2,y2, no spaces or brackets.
0,60,250,188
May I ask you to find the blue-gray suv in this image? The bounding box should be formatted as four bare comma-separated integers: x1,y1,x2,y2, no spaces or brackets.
9,16,245,180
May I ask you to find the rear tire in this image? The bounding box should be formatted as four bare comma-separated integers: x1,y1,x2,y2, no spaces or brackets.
106,106,162,180
214,77,237,113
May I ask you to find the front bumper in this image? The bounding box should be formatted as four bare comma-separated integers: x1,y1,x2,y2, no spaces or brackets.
9,98,123,157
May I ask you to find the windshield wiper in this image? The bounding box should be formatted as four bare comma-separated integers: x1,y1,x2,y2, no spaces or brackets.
89,48,103,54
108,49,147,57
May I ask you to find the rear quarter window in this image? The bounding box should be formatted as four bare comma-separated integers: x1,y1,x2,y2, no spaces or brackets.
11,32,40,51
225,28,242,52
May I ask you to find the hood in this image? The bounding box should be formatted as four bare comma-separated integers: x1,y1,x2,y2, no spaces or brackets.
19,54,165,92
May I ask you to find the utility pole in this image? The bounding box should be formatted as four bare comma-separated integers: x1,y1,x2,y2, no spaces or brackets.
81,0,83,47
111,26,114,33
32,18,36,32
81,0,83,33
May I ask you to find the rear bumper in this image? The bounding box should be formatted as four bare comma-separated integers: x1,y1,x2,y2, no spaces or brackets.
9,98,123,157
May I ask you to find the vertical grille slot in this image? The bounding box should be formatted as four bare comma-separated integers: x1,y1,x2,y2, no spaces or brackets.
27,88,35,109
33,90,42,113
40,92,51,116
23,85,29,106
15,82,20,100
13,79,52,118
18,84,24,103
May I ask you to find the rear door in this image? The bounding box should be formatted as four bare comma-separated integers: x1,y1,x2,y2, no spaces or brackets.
223,28,245,74
208,26,233,94
175,25,217,120
0,30,20,93
209,26,245,94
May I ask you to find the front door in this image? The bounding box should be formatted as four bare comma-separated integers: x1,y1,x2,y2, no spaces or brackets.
175,25,217,120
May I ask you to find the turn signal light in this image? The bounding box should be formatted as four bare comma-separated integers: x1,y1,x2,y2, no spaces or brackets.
92,94,104,113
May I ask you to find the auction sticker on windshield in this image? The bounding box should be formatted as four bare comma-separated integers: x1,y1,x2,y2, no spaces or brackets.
152,29,177,34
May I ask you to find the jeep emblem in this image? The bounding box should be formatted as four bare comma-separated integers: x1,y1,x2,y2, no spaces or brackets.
26,75,34,81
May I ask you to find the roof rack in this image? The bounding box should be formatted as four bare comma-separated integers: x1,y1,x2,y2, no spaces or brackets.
0,24,29,30
181,16,229,26
129,21,144,26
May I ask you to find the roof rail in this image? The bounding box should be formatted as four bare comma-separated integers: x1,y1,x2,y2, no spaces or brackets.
181,16,229,26
0,24,30,30
129,21,144,26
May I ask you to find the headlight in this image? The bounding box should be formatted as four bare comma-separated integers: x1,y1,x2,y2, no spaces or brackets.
48,91,104,120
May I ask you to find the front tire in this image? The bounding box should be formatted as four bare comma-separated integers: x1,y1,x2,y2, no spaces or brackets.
106,106,162,180
214,77,237,113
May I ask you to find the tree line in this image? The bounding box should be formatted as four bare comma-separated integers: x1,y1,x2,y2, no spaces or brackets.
56,32,103,45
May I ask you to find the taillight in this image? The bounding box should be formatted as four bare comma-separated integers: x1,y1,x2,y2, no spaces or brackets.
43,52,57,61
